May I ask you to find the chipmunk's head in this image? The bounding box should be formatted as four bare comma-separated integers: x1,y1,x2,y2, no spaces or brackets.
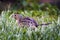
11,13,23,20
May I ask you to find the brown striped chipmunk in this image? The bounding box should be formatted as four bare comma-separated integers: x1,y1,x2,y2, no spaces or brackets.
11,13,52,29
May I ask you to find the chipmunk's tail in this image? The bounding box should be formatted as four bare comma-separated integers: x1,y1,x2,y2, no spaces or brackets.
38,22,52,26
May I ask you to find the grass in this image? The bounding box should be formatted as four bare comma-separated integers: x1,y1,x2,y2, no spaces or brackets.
0,10,60,40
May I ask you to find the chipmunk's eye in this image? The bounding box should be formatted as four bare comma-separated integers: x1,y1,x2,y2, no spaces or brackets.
15,15,16,16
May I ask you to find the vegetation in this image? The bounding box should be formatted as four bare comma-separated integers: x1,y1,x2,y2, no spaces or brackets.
0,3,60,40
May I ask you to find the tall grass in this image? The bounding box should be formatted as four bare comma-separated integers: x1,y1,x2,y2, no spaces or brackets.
0,10,60,40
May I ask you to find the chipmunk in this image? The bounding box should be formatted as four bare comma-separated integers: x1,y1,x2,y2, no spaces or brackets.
11,13,39,29
11,13,51,29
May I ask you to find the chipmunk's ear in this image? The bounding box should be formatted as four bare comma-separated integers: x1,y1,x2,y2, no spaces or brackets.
19,14,24,18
